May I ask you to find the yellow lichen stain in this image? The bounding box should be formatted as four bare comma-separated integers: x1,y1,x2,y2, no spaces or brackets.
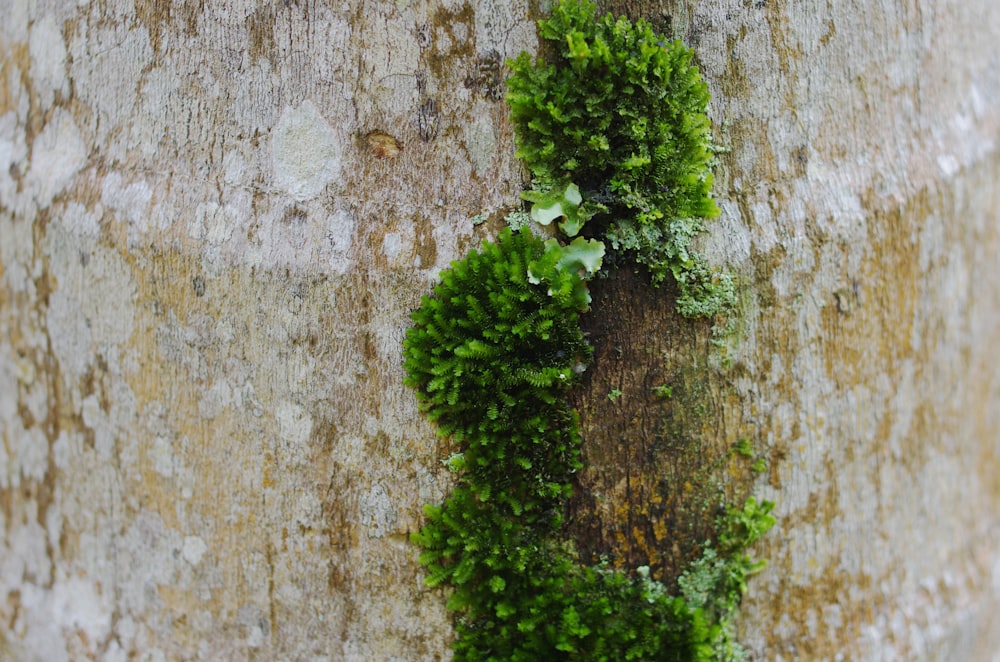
0,42,28,116
748,547,883,659
365,131,403,158
262,453,276,489
747,150,1000,655
155,582,215,651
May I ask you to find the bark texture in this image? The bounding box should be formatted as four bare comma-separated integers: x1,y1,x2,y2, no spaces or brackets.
1,0,998,660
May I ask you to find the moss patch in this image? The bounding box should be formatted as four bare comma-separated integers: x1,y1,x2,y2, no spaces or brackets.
507,0,734,317
403,2,774,659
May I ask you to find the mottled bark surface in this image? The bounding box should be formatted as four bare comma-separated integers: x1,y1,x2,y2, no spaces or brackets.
566,265,748,583
1,1,999,660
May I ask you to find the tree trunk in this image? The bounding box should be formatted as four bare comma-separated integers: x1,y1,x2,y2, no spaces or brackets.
1,1,998,660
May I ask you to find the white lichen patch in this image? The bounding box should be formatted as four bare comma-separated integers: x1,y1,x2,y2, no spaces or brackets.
381,218,415,267
55,201,101,239
1,519,50,591
474,0,536,58
182,536,209,566
0,210,35,295
150,436,175,478
232,195,356,273
29,14,69,109
465,111,496,175
222,149,249,185
68,25,153,163
44,234,137,383
0,109,28,210
326,208,356,274
275,400,314,447
134,66,182,160
51,430,72,471
0,0,27,44
13,421,48,485
354,10,420,118
198,379,233,420
113,513,185,616
382,232,405,259
358,483,396,539
25,108,86,208
81,394,115,460
50,574,113,650
45,295,93,379
294,492,324,530
187,202,238,248
101,172,153,235
272,100,343,201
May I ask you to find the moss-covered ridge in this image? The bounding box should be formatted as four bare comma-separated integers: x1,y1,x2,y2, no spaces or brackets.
404,234,774,655
403,2,774,659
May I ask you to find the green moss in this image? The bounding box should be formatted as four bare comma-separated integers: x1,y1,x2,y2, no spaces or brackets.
404,232,773,659
404,228,590,520
653,383,674,399
507,0,734,317
677,498,776,661
404,2,773,659
404,236,768,659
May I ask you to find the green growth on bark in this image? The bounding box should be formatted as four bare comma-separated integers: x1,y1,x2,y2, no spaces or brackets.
403,2,773,659
507,0,734,317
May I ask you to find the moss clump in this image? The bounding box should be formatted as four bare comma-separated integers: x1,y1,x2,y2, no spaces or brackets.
507,0,733,317
404,228,590,521
404,2,773,659
404,230,774,659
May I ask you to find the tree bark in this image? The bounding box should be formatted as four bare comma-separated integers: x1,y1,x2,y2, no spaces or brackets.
1,1,999,660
